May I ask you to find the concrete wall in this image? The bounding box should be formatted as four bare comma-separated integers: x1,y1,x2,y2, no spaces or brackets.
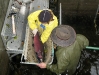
0,0,10,75
59,0,99,16
0,0,10,50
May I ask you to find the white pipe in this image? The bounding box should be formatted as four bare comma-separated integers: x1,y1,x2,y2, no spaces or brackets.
59,3,62,25
12,15,16,35
20,3,26,15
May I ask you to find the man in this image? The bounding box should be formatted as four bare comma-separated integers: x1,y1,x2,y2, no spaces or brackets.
28,9,58,43
37,25,89,75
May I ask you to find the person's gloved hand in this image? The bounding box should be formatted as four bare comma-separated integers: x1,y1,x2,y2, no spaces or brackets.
36,62,47,68
32,29,38,36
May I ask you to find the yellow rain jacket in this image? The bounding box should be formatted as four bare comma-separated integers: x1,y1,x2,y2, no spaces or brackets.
28,10,58,43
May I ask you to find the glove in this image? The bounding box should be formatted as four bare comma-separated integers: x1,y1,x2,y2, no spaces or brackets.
32,29,38,36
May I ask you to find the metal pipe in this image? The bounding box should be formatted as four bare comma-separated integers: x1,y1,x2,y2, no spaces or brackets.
59,3,62,25
86,46,99,50
12,15,16,36
20,62,38,65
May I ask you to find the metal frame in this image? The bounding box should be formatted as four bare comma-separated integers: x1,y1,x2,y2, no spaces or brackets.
1,0,29,58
